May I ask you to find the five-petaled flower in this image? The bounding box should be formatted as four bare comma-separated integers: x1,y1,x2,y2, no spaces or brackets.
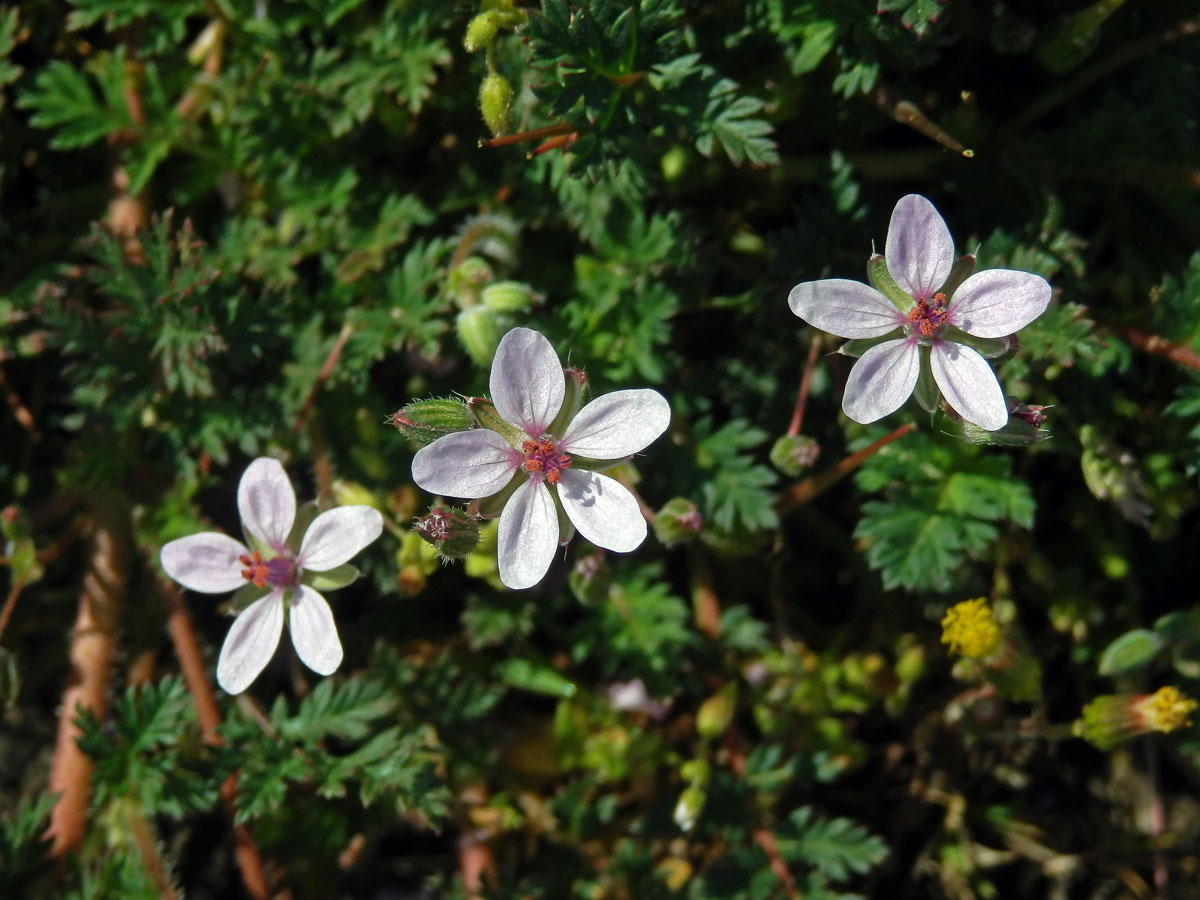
411,327,670,590
788,194,1052,430
160,458,383,694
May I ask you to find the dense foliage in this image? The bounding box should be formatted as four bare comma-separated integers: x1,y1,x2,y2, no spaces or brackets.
3,1,1200,897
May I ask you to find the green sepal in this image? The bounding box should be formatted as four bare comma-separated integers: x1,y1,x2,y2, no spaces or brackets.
913,344,940,413
495,657,577,698
457,305,502,367
838,329,904,358
547,368,588,437
468,397,527,448
388,397,475,446
944,327,1010,359
304,563,359,592
554,489,574,544
938,254,977,300
463,10,501,53
284,501,320,552
226,583,270,616
957,418,1051,447
475,471,524,518
866,254,912,311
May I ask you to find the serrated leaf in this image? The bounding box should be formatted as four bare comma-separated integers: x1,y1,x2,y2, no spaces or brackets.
780,806,889,882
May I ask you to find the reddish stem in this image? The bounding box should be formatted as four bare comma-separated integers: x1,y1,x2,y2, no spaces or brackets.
477,122,576,148
292,322,356,432
787,336,822,437
46,504,128,856
0,366,39,438
776,422,916,514
160,577,271,899
1114,326,1200,370
0,580,23,645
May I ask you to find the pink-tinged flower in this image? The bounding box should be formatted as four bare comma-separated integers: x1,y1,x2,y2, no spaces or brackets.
788,194,1052,431
160,458,383,694
411,327,670,590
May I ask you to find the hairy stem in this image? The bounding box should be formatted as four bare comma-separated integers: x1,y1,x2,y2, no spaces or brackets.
776,422,916,515
46,500,129,856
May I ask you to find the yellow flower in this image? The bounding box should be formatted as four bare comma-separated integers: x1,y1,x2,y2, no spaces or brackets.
1075,686,1198,750
940,598,1002,660
1138,686,1197,735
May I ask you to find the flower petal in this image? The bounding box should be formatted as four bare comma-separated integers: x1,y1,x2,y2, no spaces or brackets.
947,269,1052,338
931,341,1008,431
557,469,647,553
496,478,558,590
788,279,905,338
298,506,383,572
216,590,284,694
885,194,954,301
160,532,250,594
288,585,343,676
842,338,920,424
238,458,296,550
490,327,566,436
412,430,518,498
560,389,670,459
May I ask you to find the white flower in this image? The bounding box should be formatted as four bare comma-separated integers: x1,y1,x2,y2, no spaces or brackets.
160,458,383,694
411,327,670,590
788,194,1052,431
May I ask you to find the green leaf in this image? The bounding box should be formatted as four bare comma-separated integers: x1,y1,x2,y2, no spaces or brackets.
1097,629,1165,676
280,677,399,743
779,806,889,882
17,50,133,149
854,431,1035,592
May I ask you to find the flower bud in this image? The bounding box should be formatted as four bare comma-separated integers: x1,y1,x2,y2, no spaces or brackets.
769,434,820,476
447,256,494,307
569,551,611,606
331,479,381,511
387,398,474,446
479,72,513,137
457,305,503,368
651,498,703,546
481,280,540,314
673,785,706,832
463,10,501,53
695,683,737,739
415,507,481,561
1073,687,1198,751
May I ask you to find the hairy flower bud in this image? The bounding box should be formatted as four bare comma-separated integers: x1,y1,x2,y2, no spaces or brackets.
769,434,820,476
481,280,540,314
448,255,494,307
568,551,611,606
414,507,481,561
463,10,501,53
696,683,737,739
457,305,503,367
652,498,703,546
479,72,513,137
387,398,474,446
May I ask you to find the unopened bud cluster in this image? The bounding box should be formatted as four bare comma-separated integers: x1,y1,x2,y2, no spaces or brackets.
652,498,703,546
462,1,524,136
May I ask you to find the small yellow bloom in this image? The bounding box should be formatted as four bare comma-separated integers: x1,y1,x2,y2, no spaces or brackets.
1075,686,1198,750
941,598,1002,660
1137,686,1197,735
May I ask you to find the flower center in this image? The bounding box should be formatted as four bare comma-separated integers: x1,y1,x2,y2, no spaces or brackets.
907,291,949,338
521,438,572,485
239,550,297,588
